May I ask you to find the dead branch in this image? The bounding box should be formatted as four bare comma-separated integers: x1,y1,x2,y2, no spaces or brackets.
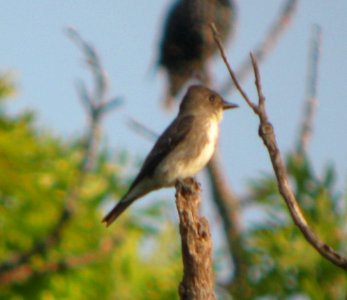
250,54,347,270
297,25,321,154
175,178,216,300
0,28,122,281
204,0,299,281
212,23,347,270
220,0,298,95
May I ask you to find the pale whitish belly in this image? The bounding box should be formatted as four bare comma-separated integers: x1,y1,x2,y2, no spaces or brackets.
176,142,215,177
156,121,219,184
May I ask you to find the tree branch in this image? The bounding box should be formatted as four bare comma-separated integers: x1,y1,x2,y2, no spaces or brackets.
212,22,347,270
297,25,321,154
127,117,159,142
204,0,299,282
249,54,347,270
175,178,216,300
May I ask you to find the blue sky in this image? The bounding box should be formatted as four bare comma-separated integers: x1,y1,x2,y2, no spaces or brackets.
1,1,347,199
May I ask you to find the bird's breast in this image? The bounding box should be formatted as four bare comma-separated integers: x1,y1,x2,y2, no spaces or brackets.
157,120,219,183
192,120,219,168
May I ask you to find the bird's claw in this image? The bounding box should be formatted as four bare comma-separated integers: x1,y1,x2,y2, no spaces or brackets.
176,177,200,194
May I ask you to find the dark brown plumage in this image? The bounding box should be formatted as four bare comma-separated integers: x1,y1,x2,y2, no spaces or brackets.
159,0,237,108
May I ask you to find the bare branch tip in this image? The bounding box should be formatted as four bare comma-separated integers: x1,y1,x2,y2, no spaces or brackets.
65,26,77,38
209,22,217,33
100,97,124,115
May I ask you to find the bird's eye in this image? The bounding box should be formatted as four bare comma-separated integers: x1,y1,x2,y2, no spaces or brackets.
209,95,216,103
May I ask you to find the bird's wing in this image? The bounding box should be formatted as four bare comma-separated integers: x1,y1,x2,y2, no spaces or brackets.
129,115,194,190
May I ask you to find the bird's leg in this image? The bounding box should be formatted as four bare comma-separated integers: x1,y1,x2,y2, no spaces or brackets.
176,177,200,194
176,178,190,193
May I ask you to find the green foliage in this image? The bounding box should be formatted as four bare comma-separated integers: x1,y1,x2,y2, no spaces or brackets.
1,74,346,299
0,78,182,300
241,152,347,300
0,73,16,101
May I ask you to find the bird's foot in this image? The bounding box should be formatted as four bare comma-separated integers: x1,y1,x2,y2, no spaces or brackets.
175,177,200,194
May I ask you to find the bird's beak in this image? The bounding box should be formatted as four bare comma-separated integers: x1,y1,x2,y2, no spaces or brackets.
222,100,239,110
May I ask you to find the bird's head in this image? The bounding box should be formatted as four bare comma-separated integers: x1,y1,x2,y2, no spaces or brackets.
179,85,238,121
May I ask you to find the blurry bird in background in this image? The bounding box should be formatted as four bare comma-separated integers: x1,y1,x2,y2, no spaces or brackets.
159,0,237,109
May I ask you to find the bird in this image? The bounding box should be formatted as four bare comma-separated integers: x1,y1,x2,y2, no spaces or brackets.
158,0,237,108
103,85,238,226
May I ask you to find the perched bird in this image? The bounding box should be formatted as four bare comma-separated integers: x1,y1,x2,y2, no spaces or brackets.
103,85,238,226
159,0,237,108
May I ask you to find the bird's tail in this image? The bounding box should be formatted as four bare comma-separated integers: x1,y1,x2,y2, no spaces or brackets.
102,198,135,227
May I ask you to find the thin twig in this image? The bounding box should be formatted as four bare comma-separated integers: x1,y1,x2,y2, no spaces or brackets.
250,53,347,270
67,26,109,105
207,0,298,284
213,21,347,270
220,0,298,95
210,23,256,112
297,25,321,154
127,117,159,142
0,28,122,281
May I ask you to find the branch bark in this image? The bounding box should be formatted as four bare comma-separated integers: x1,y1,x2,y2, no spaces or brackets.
212,23,347,270
175,178,216,300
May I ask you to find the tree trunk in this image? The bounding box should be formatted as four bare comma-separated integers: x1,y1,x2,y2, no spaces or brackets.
175,178,216,300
